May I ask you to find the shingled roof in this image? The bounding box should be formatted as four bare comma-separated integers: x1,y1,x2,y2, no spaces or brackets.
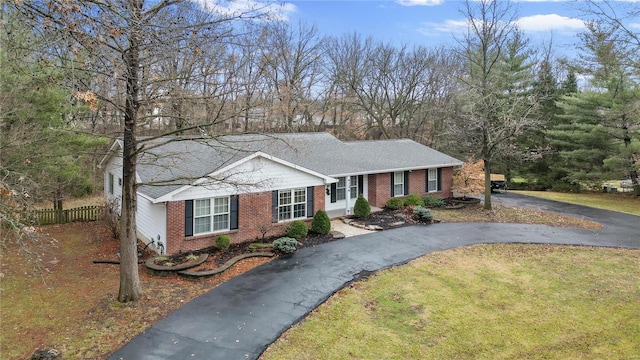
108,132,462,200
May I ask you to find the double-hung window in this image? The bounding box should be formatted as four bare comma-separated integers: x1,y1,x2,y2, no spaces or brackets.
427,168,438,192
194,197,230,235
336,176,358,201
393,171,404,197
278,188,306,221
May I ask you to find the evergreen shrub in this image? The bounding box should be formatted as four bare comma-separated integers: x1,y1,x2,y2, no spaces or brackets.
273,237,299,254
403,194,424,206
413,206,433,222
311,210,331,234
286,220,308,239
215,235,231,250
423,195,445,208
386,197,404,210
353,194,371,219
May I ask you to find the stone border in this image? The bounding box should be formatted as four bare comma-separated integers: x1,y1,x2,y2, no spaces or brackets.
145,254,209,276
178,252,275,280
342,218,385,231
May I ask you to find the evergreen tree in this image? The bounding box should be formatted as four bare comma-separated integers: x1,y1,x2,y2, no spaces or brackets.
549,92,615,187
1,9,107,211
549,22,639,191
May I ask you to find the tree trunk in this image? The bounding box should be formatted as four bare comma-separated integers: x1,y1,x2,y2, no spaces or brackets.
118,0,143,303
484,158,492,210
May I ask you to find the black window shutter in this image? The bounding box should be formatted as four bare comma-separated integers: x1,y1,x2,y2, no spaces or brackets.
184,200,193,237
230,195,239,230
425,169,430,192
272,191,278,223
358,175,364,196
404,171,410,196
306,186,314,217
437,168,442,191
330,183,337,203
390,172,395,197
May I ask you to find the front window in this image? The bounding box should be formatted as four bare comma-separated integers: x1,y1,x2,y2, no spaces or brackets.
428,168,438,192
279,188,306,221
336,176,358,201
194,197,230,235
394,171,404,197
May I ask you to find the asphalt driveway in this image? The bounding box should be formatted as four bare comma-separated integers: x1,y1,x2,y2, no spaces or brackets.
109,193,639,360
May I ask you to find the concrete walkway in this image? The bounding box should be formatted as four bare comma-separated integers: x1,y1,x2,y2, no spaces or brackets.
109,193,639,360
330,218,374,237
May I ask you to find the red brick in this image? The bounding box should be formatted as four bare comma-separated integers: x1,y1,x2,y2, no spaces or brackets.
164,186,325,253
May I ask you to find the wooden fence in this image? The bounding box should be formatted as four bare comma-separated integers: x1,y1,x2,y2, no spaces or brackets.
27,205,105,225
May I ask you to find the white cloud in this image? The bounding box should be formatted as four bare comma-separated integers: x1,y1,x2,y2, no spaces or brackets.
630,22,640,30
417,13,586,41
195,0,297,22
397,0,444,6
417,19,468,36
516,14,585,32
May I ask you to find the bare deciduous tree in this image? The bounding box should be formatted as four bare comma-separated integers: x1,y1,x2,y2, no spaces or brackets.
453,0,539,210
15,0,268,302
260,22,326,131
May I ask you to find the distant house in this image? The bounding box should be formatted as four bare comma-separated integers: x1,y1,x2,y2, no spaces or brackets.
99,132,462,254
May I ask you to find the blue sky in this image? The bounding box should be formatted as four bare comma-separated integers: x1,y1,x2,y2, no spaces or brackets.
200,0,639,58
285,0,606,56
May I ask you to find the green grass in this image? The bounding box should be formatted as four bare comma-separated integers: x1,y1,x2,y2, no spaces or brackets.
261,244,640,360
514,190,640,216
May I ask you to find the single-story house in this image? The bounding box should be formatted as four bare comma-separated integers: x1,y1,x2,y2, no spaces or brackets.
99,132,463,254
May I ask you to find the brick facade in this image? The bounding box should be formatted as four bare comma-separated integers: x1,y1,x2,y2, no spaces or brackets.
367,167,454,208
165,186,326,253
163,169,453,253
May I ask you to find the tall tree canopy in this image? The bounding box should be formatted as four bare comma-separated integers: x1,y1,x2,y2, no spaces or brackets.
13,0,269,302
550,20,639,192
452,0,539,209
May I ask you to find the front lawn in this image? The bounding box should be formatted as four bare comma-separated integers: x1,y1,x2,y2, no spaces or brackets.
261,244,640,359
514,190,640,216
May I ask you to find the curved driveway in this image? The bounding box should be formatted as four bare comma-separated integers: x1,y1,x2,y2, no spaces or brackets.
109,193,639,360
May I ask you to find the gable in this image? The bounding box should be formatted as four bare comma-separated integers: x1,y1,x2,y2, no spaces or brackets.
153,154,335,202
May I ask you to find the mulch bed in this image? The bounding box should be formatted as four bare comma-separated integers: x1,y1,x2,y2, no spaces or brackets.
152,232,337,272
147,205,444,273
359,207,423,229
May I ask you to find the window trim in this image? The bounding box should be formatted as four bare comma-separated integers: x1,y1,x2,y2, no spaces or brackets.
278,188,307,222
336,176,358,201
192,196,230,235
393,171,404,197
427,168,438,192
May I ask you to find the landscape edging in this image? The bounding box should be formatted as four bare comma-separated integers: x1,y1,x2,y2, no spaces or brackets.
178,252,275,280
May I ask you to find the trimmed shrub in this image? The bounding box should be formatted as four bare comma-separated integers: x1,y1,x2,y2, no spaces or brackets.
286,220,308,239
386,197,404,210
353,194,371,219
273,237,299,255
423,194,445,208
215,235,231,250
403,194,424,206
311,210,331,234
413,206,433,222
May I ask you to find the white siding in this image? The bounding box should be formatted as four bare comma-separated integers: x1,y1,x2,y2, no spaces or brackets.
170,157,327,201
325,175,368,214
136,196,167,254
103,152,123,213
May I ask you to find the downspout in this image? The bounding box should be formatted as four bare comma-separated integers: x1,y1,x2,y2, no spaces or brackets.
345,176,351,215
